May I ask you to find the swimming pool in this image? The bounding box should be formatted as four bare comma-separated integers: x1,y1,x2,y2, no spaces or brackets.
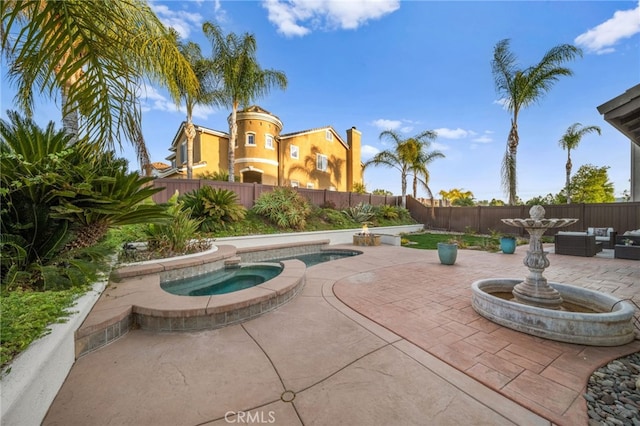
160,250,361,297
161,263,283,296
263,250,362,267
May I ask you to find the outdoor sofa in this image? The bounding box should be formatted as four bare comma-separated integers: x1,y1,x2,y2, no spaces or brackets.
614,230,640,260
586,227,617,249
554,232,603,257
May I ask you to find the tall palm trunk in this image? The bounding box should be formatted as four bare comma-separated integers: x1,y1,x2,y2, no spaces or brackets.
565,150,572,204
504,119,519,205
55,49,82,145
60,86,80,145
228,101,238,182
185,120,196,179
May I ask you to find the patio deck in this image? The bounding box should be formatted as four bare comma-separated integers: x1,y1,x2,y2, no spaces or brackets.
43,244,640,425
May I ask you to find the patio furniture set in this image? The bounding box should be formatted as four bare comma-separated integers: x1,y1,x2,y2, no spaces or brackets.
554,228,640,260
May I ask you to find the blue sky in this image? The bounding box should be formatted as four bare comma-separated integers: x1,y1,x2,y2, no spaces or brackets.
2,1,639,202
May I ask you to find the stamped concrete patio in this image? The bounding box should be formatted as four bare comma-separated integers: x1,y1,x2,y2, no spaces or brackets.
44,244,640,425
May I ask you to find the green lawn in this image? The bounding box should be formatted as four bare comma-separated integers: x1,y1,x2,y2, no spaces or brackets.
402,232,503,251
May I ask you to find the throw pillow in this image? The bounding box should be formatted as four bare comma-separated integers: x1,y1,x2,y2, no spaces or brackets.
594,228,608,237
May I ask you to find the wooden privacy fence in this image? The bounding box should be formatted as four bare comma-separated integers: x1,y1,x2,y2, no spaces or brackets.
150,178,402,209
406,197,640,237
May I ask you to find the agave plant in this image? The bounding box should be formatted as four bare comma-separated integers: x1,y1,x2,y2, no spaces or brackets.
342,202,375,223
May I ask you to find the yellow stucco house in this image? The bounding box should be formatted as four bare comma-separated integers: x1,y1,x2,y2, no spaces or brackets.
159,106,363,192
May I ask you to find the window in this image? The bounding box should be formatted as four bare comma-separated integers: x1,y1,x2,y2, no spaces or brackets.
325,129,333,141
265,134,274,150
306,183,314,189
290,145,299,159
180,142,186,164
246,133,256,146
290,180,299,188
316,154,328,172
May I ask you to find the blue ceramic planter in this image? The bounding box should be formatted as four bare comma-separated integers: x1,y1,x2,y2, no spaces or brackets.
500,237,516,254
437,242,458,265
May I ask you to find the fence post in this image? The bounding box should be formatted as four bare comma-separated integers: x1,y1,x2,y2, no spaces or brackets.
253,183,258,205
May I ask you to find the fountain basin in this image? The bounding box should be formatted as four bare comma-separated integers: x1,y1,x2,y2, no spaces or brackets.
471,278,636,346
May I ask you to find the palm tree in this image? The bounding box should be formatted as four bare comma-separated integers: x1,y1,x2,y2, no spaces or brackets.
558,122,601,203
411,149,445,218
439,188,474,206
491,39,582,205
202,22,287,182
409,142,445,199
175,36,222,179
364,130,439,198
1,0,198,169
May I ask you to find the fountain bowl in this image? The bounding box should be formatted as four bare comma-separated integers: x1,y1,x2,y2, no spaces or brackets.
471,278,636,346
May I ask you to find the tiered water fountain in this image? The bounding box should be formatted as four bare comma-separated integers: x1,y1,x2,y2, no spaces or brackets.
471,205,636,346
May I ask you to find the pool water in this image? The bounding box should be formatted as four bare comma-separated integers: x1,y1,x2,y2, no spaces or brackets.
264,250,361,267
161,250,362,297
161,264,283,296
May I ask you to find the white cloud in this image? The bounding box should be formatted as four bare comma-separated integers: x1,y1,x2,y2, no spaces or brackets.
371,118,402,131
575,2,640,54
431,142,449,151
434,127,470,139
472,135,493,143
150,2,204,39
139,85,216,120
262,0,400,37
493,98,510,110
361,144,380,159
472,130,493,144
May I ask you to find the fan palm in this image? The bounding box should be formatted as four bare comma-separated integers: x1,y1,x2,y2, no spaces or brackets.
491,39,582,205
1,0,198,169
364,130,439,198
558,122,601,203
202,22,287,182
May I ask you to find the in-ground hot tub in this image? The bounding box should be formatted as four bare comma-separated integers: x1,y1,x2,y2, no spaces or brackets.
161,263,283,296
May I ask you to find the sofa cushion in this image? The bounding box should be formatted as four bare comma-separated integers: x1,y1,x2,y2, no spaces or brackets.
557,231,587,236
594,227,608,237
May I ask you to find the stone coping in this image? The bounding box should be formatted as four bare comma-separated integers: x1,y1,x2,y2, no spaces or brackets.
75,243,317,358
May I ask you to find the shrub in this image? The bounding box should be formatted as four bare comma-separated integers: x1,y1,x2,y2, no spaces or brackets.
252,188,311,230
376,204,399,220
180,186,246,232
320,208,354,227
0,112,161,289
342,202,375,223
320,200,336,209
145,193,205,255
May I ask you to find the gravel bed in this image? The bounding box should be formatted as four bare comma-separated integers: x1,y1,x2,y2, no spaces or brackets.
585,352,640,426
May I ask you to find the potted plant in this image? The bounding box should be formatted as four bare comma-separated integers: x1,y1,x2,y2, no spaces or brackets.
437,238,458,265
499,234,517,254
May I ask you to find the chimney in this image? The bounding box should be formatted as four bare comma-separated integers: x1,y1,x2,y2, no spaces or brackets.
346,127,362,192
